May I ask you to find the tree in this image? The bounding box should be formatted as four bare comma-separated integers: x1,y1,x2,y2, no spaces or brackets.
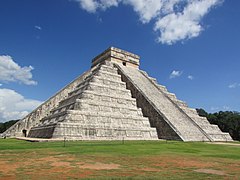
196,109,240,141
0,120,19,133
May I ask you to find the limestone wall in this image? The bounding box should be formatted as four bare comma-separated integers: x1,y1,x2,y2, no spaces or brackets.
115,64,214,141
27,63,158,140
116,65,181,140
3,69,92,137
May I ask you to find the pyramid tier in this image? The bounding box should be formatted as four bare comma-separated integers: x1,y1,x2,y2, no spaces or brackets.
28,63,158,140
51,90,138,115
29,110,158,139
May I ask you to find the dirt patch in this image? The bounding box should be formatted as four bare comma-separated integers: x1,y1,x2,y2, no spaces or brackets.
37,156,59,162
152,156,215,169
140,167,161,172
0,150,239,179
194,168,226,176
0,161,19,174
0,158,36,175
51,161,71,167
77,162,120,170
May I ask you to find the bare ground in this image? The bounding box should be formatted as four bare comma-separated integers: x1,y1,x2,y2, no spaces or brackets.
0,151,239,179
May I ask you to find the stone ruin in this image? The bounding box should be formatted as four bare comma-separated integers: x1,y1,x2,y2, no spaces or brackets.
2,47,233,141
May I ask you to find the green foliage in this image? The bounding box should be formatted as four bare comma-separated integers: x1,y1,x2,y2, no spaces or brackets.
0,120,19,133
196,109,240,141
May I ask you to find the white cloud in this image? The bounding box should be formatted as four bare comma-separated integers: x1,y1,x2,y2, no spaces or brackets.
228,83,240,89
169,70,183,79
154,0,220,44
75,0,98,13
74,0,119,13
34,25,42,30
0,88,42,122
188,75,194,80
0,55,37,85
73,0,223,44
0,84,2,86
123,0,163,23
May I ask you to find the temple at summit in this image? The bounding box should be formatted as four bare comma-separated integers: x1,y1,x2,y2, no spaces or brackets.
2,47,232,141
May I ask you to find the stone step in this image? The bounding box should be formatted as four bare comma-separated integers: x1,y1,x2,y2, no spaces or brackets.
96,69,122,81
86,82,132,96
39,111,68,125
99,64,118,74
59,91,85,107
60,82,132,106
76,98,138,109
164,92,177,100
199,124,222,133
75,74,93,89
184,135,209,142
81,90,137,105
170,99,188,107
53,89,138,115
51,101,76,115
36,114,153,131
55,122,155,131
74,99,143,116
69,75,127,97
91,75,126,89
39,107,146,127
180,107,198,116
191,116,210,125
208,133,233,141
157,85,168,92
148,77,157,84
67,110,145,120
139,70,148,77
52,124,158,140
68,81,90,98
69,71,126,97
141,71,159,85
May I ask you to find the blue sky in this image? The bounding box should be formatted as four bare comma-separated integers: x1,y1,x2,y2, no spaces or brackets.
0,0,239,122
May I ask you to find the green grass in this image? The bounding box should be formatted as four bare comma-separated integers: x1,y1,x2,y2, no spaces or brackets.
0,139,239,179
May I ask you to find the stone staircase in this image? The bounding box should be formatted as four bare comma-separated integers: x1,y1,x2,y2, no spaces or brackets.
116,64,233,142
146,73,232,142
28,62,158,140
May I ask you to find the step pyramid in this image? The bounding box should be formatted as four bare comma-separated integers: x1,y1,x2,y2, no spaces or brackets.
2,47,233,141
27,61,158,140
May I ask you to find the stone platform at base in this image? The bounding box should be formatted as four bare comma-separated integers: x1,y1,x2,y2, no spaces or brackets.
16,137,64,142
16,137,162,142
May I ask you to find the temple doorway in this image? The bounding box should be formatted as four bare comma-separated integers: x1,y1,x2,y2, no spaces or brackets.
22,129,27,137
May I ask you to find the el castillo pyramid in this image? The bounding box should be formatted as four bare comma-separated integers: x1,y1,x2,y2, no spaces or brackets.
2,47,233,141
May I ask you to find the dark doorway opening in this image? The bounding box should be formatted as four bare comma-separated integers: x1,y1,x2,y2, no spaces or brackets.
122,62,126,66
22,129,27,137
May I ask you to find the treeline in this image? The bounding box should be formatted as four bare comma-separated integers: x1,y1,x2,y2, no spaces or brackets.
196,109,240,141
0,120,19,133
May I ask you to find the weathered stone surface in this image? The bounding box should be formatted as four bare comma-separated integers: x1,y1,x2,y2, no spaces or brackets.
116,64,232,141
3,47,233,141
27,62,158,140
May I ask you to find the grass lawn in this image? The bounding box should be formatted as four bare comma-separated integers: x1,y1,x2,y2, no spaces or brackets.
0,139,239,179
